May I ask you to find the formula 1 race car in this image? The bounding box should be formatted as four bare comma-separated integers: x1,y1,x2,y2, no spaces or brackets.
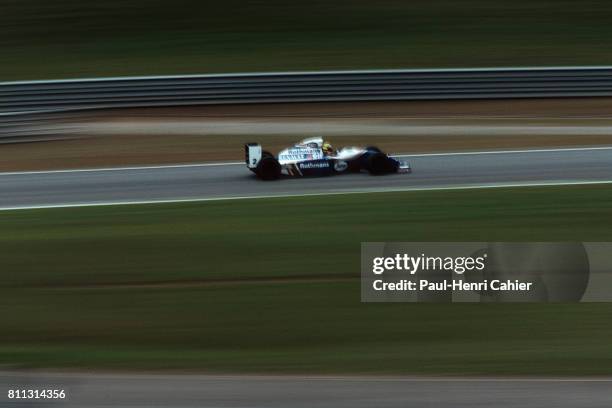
245,137,411,180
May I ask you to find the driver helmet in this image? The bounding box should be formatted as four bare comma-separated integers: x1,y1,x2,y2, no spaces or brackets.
322,141,334,155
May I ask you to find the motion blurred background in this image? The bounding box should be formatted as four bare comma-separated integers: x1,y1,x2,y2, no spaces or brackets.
2,0,612,386
3,0,612,80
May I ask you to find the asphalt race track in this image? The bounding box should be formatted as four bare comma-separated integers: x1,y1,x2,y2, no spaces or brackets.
2,372,612,408
1,147,612,209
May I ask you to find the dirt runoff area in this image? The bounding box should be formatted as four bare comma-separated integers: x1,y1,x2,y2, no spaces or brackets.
4,98,612,172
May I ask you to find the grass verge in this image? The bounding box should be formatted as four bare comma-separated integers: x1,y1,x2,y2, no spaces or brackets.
2,185,612,374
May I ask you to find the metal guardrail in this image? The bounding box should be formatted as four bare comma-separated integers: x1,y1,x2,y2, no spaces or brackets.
3,66,612,139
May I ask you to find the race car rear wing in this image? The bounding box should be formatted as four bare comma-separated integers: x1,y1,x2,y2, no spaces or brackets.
245,143,262,169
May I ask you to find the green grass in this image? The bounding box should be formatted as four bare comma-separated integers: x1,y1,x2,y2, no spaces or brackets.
2,185,612,374
3,0,612,80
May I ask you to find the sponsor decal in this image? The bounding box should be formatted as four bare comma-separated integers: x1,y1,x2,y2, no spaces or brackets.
278,148,323,162
298,160,331,169
333,160,348,172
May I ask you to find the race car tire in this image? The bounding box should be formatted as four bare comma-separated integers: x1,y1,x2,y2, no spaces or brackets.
249,151,275,173
366,152,398,175
255,157,282,180
347,160,362,173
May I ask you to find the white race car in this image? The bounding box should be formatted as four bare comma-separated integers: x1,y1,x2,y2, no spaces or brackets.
245,137,411,180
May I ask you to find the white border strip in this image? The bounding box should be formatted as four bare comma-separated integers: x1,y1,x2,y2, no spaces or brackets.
4,65,612,85
1,179,611,212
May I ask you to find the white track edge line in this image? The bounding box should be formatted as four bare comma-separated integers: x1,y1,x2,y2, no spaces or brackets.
0,161,244,176
3,371,612,383
1,179,611,212
398,145,612,157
